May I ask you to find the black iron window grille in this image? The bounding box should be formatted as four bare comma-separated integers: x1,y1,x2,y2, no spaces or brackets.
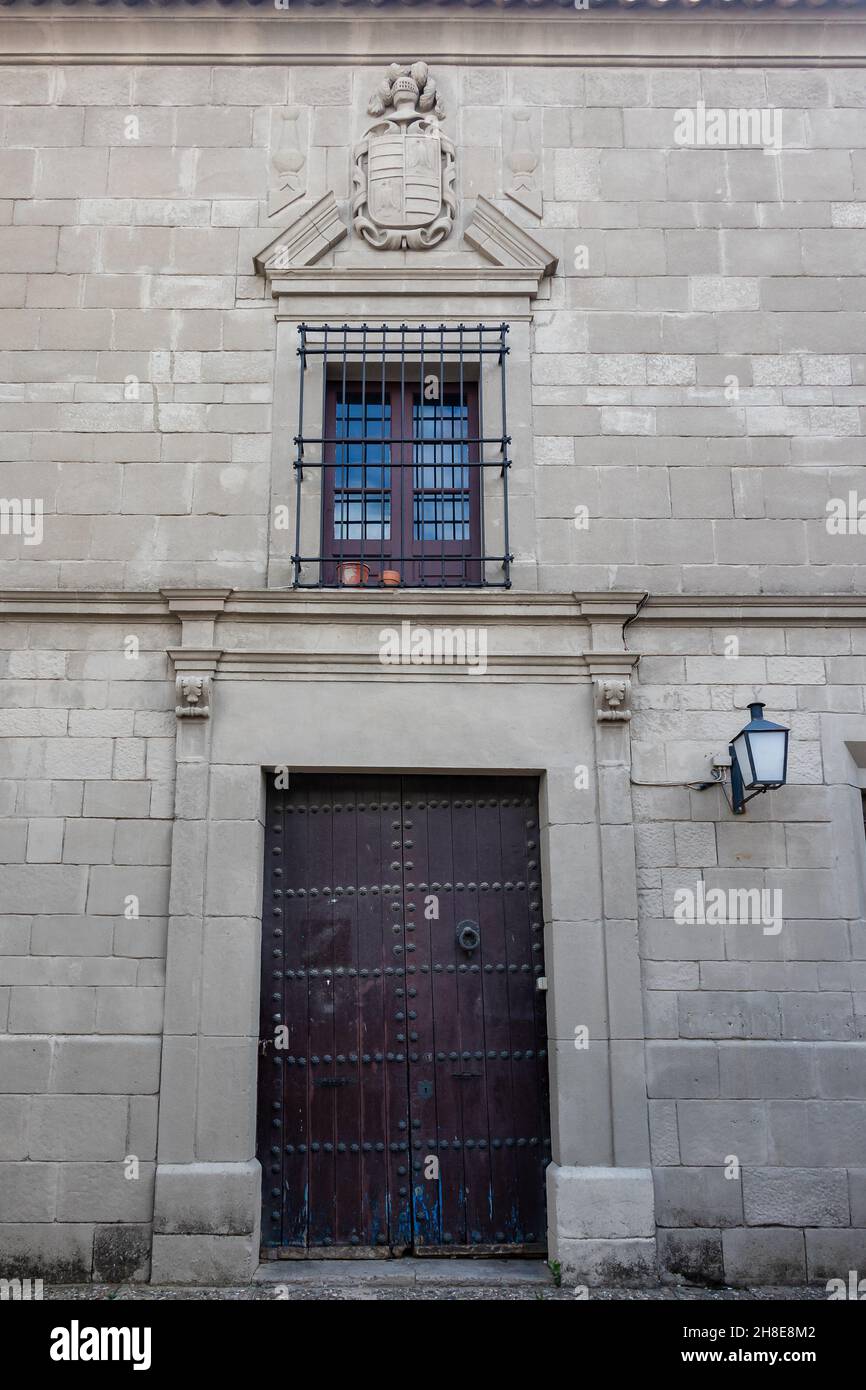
292,323,512,589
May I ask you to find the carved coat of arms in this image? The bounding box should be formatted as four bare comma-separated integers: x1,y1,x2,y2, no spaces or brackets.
353,62,456,251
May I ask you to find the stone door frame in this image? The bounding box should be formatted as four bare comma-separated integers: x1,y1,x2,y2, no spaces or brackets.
150,589,654,1282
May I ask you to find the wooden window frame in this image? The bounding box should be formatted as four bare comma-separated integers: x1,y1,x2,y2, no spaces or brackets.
321,380,481,588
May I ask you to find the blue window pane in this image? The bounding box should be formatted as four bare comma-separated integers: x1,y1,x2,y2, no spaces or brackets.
412,400,471,541
413,494,469,542
333,398,392,540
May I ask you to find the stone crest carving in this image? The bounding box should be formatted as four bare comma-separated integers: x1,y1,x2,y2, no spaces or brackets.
352,62,456,251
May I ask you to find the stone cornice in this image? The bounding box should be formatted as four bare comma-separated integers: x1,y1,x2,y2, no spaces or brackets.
161,589,233,616
0,592,169,620
215,650,595,681
167,648,222,672
1,0,860,11
269,264,547,307
3,10,865,67
2,590,864,626
584,651,641,675
638,594,866,623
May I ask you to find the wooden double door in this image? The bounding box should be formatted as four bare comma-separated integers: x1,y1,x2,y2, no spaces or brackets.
258,774,550,1255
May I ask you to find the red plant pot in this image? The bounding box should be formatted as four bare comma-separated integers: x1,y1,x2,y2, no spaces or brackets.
336,561,370,587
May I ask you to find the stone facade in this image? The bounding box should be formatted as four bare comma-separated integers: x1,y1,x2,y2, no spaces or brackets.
1,2,865,1287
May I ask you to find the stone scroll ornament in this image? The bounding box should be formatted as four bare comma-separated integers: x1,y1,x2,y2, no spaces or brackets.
353,62,456,251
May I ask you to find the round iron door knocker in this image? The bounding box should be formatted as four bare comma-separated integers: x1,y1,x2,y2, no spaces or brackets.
457,920,480,953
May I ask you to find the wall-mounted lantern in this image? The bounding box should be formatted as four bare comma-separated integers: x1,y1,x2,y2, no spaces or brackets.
698,702,790,815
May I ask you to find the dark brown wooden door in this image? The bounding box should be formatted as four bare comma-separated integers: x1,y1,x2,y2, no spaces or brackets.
258,774,550,1256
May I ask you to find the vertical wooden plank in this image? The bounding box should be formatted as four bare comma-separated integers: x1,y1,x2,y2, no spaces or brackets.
305,789,337,1247
500,784,547,1245
353,781,387,1248
258,775,284,1248
330,781,361,1247
403,779,441,1247
420,781,466,1246
451,787,491,1247
281,778,315,1247
529,789,553,1242
475,785,518,1245
378,780,412,1250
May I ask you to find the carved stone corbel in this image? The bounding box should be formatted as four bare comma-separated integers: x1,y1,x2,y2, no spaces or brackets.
595,676,632,723
164,594,227,726
581,609,641,726
175,674,211,720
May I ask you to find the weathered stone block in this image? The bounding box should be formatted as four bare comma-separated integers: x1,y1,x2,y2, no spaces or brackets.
849,1170,866,1226
815,1044,866,1098
92,1225,151,1283
149,1232,257,1286
51,1038,161,1095
62,819,115,864
547,1164,655,1240
678,1101,768,1164
195,1037,257,1163
646,1042,720,1099
95,988,164,1036
552,1236,658,1286
201,919,260,1037
86,866,169,917
0,1223,93,1282
743,1167,849,1227
658,1228,725,1285
722,1227,807,1285
679,993,781,1042
0,1163,57,1222
57,1163,155,1222
153,1159,260,1236
805,1229,866,1283
28,1096,128,1161
9,986,95,1034
0,1039,51,1093
649,1100,680,1165
719,1042,816,1100
653,1165,744,1228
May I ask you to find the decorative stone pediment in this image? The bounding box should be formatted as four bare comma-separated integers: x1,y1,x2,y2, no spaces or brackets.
352,62,456,251
464,196,557,277
253,192,347,276
254,204,554,299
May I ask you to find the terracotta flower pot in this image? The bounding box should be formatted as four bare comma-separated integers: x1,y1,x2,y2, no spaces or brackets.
337,561,370,587
381,570,401,587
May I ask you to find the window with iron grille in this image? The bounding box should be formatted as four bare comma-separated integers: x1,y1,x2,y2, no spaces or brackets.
292,324,512,588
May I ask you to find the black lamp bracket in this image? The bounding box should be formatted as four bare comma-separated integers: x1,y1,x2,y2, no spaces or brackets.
693,752,766,816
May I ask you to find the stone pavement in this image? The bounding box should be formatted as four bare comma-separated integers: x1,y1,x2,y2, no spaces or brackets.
42,1260,830,1300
